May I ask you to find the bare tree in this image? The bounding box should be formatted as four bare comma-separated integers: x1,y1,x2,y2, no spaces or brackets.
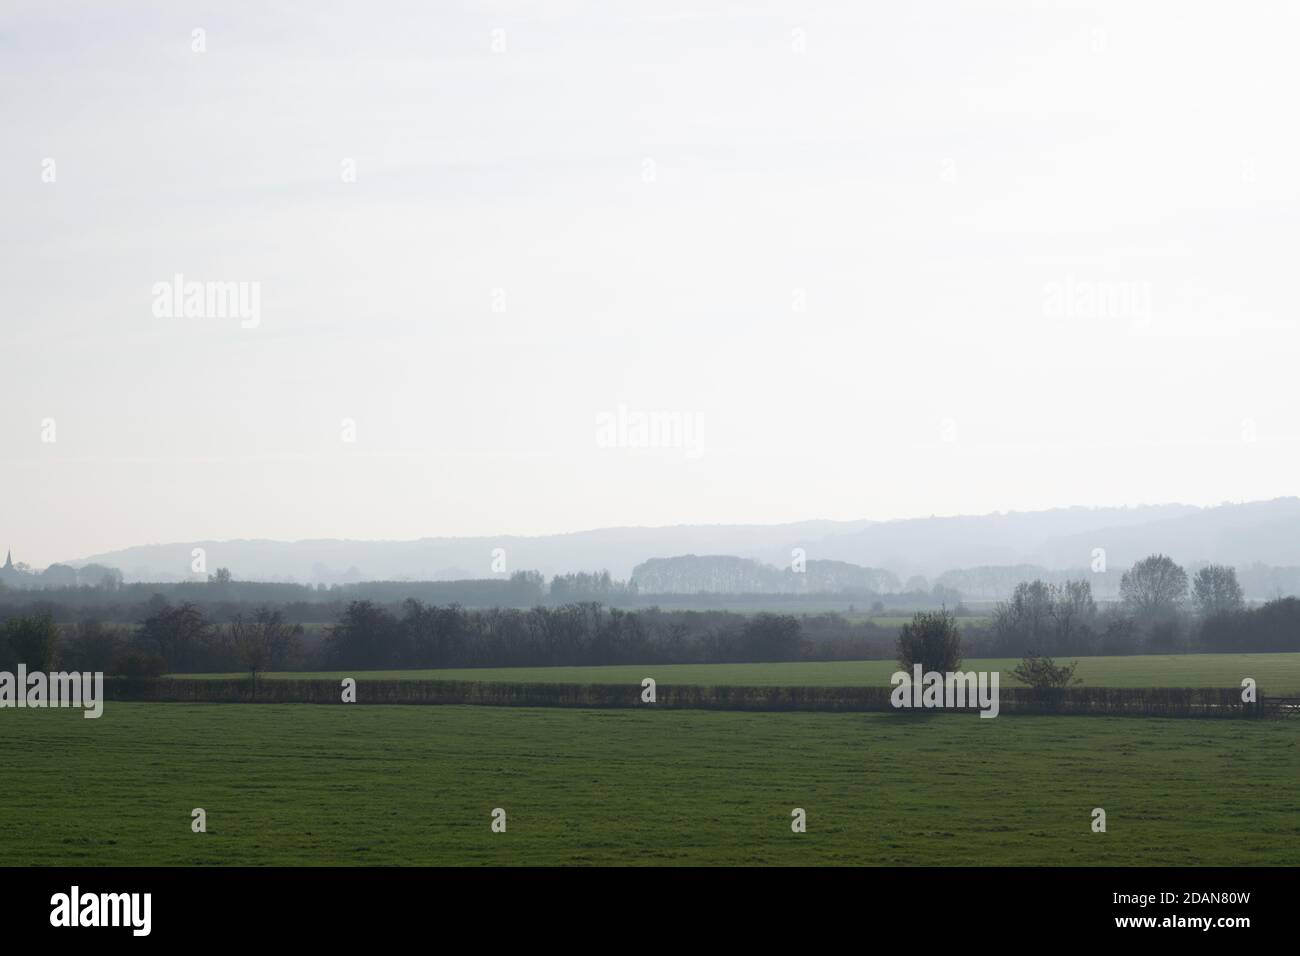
1049,580,1097,652
991,580,1053,653
230,607,301,689
1120,554,1188,624
136,600,210,672
1192,564,1244,617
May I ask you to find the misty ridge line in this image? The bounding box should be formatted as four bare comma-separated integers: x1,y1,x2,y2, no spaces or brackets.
5,498,1296,602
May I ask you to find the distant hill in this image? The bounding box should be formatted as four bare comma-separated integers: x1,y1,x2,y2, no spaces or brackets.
63,498,1300,587
64,520,876,584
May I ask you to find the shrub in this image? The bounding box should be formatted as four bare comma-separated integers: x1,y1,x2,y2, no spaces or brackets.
1,613,60,670
112,650,168,678
896,609,962,674
65,619,123,671
739,613,802,661
1011,651,1081,690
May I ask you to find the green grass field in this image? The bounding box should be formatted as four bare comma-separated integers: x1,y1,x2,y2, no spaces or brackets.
177,652,1300,693
1,703,1296,866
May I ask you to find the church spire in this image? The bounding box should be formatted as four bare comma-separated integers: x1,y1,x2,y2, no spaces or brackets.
2,549,11,570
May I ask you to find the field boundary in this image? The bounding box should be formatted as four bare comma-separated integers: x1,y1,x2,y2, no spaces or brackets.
102,678,1257,717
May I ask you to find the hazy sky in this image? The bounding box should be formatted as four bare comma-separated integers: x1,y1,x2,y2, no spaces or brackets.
3,1,1298,567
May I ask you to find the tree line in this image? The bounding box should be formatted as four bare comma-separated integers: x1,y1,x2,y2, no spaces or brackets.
979,555,1292,656
2,554,1298,675
0,571,548,611
0,601,900,675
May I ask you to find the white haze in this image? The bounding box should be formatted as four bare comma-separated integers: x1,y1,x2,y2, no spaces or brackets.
2,1,1298,569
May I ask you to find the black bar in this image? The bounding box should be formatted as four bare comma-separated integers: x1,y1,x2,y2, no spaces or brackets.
0,866,1284,941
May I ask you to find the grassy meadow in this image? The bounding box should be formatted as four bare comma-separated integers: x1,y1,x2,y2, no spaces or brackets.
1,702,1296,866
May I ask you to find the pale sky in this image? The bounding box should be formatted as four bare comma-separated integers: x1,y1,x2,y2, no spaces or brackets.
2,1,1298,567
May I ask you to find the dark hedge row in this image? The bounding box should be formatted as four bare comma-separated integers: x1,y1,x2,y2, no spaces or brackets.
102,678,1257,717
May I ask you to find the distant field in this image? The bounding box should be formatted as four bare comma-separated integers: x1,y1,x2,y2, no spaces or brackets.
177,652,1300,693
184,613,992,629
2,703,1295,865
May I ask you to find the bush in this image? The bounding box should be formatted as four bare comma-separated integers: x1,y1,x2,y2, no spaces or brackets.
1,613,60,670
1145,618,1186,654
739,613,802,661
63,619,123,671
1096,614,1138,655
112,650,168,678
1011,651,1081,690
896,609,962,673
